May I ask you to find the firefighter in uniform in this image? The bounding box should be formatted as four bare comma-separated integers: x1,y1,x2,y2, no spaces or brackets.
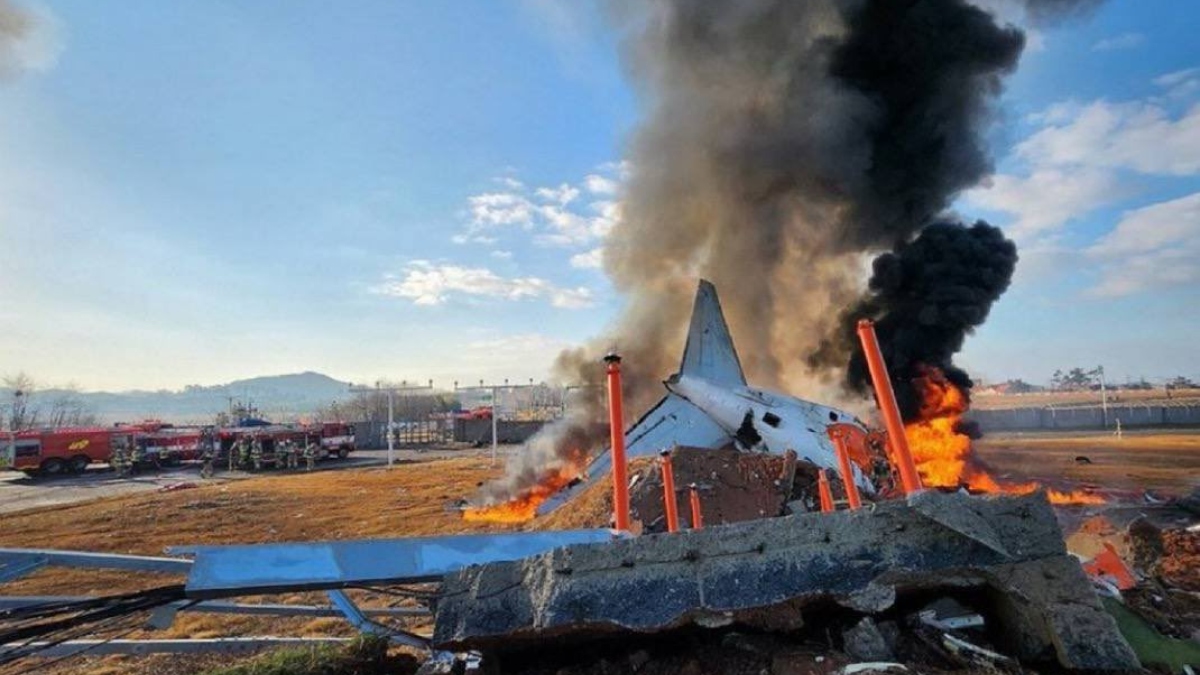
284,439,299,470
238,436,252,470
303,439,317,471
250,436,264,471
110,438,130,478
129,440,144,475
227,437,240,471
200,444,215,479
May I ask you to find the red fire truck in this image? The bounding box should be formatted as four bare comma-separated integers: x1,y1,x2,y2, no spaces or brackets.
214,422,355,465
2,422,353,477
317,422,356,458
1,425,204,477
2,427,129,476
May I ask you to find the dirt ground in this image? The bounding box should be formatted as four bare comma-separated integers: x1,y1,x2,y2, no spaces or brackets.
2,431,1198,673
973,430,1200,496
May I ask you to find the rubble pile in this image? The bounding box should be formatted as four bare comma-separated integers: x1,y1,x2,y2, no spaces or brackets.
436,491,1140,671
536,446,824,533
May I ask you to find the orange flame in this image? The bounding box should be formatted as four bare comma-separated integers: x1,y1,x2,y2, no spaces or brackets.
904,366,1103,506
462,465,580,524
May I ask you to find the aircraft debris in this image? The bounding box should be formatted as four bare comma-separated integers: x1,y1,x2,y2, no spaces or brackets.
433,491,1139,671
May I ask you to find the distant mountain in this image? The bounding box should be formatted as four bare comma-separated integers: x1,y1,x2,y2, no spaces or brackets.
2,372,355,425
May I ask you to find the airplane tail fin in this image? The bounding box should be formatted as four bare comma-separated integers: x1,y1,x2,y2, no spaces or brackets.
677,280,746,387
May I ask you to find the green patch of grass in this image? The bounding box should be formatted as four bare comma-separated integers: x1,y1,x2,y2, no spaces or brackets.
201,635,419,675
1103,597,1200,672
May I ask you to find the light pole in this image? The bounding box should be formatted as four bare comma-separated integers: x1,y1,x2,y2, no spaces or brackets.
7,390,23,468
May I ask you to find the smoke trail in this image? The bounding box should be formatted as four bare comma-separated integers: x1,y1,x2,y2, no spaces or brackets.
480,0,1097,502
825,221,1019,419
0,0,56,79
0,1,33,78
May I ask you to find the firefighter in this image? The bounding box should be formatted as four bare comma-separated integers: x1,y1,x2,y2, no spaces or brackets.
129,440,144,475
250,436,264,471
284,439,299,470
110,438,130,478
238,436,252,469
228,437,241,471
303,439,317,472
199,443,216,479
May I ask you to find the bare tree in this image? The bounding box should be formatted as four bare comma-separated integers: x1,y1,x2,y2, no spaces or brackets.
44,384,97,428
3,374,98,430
3,372,36,430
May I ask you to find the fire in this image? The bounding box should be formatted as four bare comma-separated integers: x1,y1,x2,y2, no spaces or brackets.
462,465,580,524
904,366,1102,506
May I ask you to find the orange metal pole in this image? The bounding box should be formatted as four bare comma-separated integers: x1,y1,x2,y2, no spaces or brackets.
605,353,631,532
688,483,703,530
856,319,924,495
817,469,835,513
659,450,679,533
830,431,862,510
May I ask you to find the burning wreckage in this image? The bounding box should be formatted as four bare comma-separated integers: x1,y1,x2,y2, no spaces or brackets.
0,281,1163,673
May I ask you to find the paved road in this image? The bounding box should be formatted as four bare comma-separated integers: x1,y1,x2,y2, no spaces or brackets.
0,445,508,515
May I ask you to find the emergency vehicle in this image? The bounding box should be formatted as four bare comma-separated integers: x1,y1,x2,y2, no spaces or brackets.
1,427,132,476
1,425,204,477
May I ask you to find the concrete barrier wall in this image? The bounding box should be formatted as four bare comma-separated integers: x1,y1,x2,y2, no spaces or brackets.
969,403,1200,432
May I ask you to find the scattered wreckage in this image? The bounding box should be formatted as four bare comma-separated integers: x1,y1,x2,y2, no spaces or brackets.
0,281,1192,672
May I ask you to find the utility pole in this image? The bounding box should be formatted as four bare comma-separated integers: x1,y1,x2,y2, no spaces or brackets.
455,379,540,464
1096,365,1108,428
349,380,434,468
5,390,23,469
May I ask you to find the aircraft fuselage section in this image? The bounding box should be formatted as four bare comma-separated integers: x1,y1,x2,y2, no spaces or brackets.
667,374,868,487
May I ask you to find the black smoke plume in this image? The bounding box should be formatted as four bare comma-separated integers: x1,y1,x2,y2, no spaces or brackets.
478,0,1097,503
837,221,1018,419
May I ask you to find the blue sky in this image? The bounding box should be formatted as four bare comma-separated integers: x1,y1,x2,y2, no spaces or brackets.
0,0,1196,392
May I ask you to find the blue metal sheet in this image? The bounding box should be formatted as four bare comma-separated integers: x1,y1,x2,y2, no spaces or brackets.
0,555,46,583
174,529,618,598
0,549,190,575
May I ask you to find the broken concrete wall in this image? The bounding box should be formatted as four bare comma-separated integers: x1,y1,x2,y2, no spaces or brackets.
434,491,1138,671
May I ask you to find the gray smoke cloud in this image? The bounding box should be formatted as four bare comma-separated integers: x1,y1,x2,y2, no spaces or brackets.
478,0,1101,503
0,0,58,79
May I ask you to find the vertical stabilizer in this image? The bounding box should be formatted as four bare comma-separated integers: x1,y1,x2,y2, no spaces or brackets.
677,280,746,386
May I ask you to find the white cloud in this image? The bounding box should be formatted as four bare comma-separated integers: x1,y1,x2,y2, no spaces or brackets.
468,192,536,229
535,183,580,205
495,176,525,190
966,168,1123,240
1086,192,1200,296
465,332,570,360
1017,100,1200,176
372,261,593,309
490,249,513,259
1091,33,1144,52
1155,67,1200,101
583,174,618,195
457,165,626,249
569,247,603,269
973,86,1200,241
